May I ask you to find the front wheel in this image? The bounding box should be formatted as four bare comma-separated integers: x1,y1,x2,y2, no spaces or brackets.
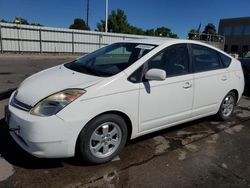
216,92,236,121
77,114,128,164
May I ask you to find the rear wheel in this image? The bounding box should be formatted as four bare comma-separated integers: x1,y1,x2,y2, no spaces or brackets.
216,92,236,121
77,114,128,164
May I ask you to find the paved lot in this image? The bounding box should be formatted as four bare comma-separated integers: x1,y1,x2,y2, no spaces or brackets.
0,54,77,95
0,55,250,188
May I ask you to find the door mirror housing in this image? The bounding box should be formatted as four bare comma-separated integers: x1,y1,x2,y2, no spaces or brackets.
145,69,166,81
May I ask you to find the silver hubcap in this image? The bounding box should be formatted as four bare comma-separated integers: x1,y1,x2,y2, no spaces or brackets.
222,95,235,117
89,122,122,158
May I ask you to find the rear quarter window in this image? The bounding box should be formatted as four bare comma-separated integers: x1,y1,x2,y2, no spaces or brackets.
191,44,222,72
218,53,232,68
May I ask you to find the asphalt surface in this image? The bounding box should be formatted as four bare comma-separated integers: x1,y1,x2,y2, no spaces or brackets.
0,54,77,95
0,55,250,188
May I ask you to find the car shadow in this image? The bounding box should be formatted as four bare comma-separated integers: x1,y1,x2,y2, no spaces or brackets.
0,115,228,169
243,90,250,97
0,118,100,169
127,116,212,146
0,116,218,169
0,118,66,169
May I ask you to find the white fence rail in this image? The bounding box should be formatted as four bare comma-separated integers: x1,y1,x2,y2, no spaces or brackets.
0,22,225,54
0,22,160,54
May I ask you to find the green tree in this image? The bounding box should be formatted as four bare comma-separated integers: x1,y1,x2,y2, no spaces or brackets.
14,17,29,25
30,23,43,26
1,17,43,26
202,23,219,41
96,9,146,35
188,23,221,41
203,23,216,34
188,29,200,40
96,9,178,38
155,27,178,38
96,9,130,33
0,19,10,23
145,29,155,36
96,20,106,32
69,18,90,30
128,25,145,35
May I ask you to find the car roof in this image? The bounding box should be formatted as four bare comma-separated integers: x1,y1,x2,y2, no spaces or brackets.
123,38,178,45
122,38,230,57
122,38,213,47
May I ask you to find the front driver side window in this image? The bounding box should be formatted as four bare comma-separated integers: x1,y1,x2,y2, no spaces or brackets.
147,44,189,77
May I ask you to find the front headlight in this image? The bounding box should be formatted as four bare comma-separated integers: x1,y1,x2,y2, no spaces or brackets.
30,89,86,117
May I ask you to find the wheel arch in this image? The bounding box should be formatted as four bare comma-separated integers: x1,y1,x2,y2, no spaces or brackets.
75,110,133,156
95,110,133,142
230,89,239,103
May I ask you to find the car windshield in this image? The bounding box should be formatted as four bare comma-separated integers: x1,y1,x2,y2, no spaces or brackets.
64,42,156,77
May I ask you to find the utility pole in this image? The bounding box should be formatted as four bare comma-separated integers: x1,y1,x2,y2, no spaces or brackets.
86,0,89,28
105,0,108,32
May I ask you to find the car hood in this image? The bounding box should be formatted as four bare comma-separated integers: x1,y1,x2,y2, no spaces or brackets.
15,65,103,106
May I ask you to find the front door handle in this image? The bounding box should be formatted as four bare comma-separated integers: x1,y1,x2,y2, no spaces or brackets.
183,82,192,89
221,76,228,81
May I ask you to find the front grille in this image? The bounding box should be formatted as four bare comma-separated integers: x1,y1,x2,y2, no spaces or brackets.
10,95,32,112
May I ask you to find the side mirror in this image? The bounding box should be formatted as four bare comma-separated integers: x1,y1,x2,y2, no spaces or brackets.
145,69,166,81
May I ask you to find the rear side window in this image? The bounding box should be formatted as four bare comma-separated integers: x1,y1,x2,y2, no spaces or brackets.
191,44,222,72
218,53,231,68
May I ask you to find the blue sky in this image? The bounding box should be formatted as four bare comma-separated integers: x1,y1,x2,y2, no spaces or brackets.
0,0,250,38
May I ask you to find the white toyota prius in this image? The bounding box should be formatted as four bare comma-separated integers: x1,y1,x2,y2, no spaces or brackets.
5,39,244,164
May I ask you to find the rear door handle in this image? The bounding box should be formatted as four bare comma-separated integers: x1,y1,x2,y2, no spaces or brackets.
183,82,192,89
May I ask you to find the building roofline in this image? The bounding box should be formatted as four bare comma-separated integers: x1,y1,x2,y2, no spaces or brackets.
220,17,250,21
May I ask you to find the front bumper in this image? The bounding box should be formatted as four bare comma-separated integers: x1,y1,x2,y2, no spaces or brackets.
5,103,87,158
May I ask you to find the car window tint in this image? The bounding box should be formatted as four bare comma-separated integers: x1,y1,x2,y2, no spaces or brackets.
65,43,156,77
191,44,222,72
147,44,189,77
138,49,151,59
219,53,232,67
95,45,133,66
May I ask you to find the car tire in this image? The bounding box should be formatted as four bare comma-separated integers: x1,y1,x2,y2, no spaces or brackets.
77,114,128,164
216,92,236,121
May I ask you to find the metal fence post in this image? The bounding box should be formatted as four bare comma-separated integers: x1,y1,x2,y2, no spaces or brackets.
39,28,42,53
99,34,102,48
16,26,20,53
0,24,3,53
72,31,74,54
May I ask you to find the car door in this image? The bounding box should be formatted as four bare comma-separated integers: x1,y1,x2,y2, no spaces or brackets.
190,44,231,117
138,44,194,133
